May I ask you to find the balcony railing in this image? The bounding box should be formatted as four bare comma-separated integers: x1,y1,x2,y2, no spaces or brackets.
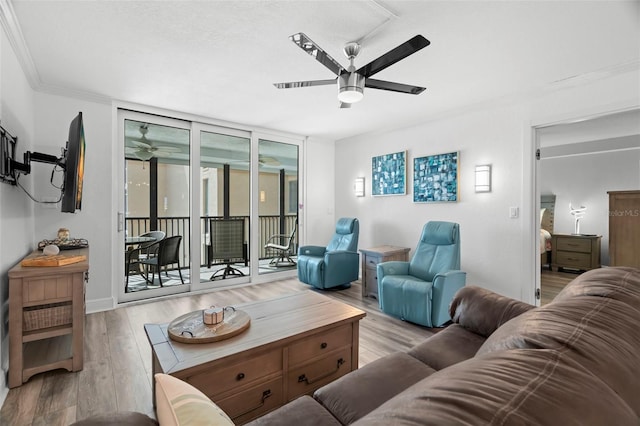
125,215,298,268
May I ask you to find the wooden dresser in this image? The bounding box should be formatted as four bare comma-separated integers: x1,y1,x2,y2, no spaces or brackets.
551,234,601,272
359,246,410,298
8,248,88,388
146,291,365,424
608,191,640,268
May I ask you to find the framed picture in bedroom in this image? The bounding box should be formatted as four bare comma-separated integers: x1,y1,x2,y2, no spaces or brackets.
413,151,459,203
372,150,406,196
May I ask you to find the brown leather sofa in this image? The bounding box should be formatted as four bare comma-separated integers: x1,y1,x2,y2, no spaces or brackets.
248,266,640,425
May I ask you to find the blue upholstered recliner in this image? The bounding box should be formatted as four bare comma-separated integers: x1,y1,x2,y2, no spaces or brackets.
378,221,466,327
297,218,360,289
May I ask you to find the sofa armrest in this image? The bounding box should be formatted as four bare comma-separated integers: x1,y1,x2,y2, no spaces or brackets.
449,286,534,337
298,245,327,257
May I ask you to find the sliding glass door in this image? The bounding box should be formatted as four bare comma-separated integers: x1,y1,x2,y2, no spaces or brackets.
118,110,302,303
195,127,251,288
121,112,192,302
258,139,299,276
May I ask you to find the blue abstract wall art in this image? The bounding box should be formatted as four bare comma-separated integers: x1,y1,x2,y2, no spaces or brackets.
413,151,459,202
372,151,406,196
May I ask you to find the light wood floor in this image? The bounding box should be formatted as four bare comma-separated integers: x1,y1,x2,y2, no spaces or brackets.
540,268,582,305
1,279,437,425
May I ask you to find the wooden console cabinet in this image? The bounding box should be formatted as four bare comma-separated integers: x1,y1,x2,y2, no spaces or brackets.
8,248,88,388
551,234,601,272
359,246,410,298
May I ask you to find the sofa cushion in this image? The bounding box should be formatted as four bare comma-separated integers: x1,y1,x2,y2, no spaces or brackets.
352,348,637,426
245,395,340,426
407,323,486,370
478,296,640,416
553,266,640,310
313,352,435,425
477,270,640,415
155,374,234,426
449,285,534,337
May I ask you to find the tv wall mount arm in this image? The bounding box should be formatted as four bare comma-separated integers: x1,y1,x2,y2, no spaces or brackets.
1,122,66,185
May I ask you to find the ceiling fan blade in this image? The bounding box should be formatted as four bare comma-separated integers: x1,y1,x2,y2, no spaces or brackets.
357,35,430,78
339,102,351,109
153,151,173,158
274,79,336,89
154,145,181,152
289,33,344,76
365,78,426,95
131,140,152,149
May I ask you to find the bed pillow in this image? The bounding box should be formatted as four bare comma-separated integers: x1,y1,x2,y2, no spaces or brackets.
540,208,547,226
155,373,234,426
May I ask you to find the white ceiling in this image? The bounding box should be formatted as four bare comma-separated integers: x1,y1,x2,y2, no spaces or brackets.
6,0,640,141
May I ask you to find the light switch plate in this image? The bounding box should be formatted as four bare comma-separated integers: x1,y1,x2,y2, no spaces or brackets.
509,206,519,218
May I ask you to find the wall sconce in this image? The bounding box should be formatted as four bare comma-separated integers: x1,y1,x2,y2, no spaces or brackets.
354,177,365,197
475,165,492,193
260,190,266,203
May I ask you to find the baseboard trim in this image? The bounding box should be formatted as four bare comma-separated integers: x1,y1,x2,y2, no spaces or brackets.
86,297,115,314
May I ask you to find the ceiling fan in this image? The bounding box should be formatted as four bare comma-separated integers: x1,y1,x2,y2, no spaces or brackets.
225,154,281,168
126,124,181,161
274,33,430,108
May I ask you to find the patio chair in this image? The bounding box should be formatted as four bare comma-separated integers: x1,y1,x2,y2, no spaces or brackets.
140,235,185,286
125,247,143,292
265,220,298,266
138,230,166,260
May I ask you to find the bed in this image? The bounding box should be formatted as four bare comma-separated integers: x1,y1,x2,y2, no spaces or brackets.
540,194,556,270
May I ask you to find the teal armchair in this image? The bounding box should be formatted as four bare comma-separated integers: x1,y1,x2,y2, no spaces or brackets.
378,221,466,327
297,218,360,289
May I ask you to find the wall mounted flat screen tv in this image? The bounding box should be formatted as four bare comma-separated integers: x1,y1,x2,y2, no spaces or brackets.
61,112,85,213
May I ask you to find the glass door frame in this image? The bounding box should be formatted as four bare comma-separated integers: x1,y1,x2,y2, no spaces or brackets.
189,122,253,293
118,109,193,303
251,131,303,283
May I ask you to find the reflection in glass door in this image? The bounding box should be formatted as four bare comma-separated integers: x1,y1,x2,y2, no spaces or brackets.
123,117,191,298
258,139,299,275
199,131,251,283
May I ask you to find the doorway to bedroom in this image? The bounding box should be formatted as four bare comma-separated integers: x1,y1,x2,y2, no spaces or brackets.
534,108,640,304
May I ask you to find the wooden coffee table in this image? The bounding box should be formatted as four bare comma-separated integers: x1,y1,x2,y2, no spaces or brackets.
145,291,366,424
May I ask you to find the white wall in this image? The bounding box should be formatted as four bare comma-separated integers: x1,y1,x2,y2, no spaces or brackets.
335,70,640,301
0,25,36,404
336,103,528,299
540,148,640,265
302,137,335,246
31,93,114,310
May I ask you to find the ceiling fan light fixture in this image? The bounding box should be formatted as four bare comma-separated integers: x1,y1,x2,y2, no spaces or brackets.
135,150,154,161
338,72,365,104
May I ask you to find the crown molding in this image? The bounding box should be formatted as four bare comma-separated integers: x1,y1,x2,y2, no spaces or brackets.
0,0,113,105
0,0,41,90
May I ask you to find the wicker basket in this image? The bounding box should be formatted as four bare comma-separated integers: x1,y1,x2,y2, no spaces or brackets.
23,302,72,331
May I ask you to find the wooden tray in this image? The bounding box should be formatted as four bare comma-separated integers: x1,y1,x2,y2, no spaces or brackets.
167,308,251,344
21,254,87,267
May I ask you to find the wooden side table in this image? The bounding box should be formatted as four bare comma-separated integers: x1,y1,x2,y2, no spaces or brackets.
551,234,601,272
359,246,410,299
8,248,88,387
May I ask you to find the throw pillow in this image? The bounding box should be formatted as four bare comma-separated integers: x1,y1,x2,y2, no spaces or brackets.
155,373,234,426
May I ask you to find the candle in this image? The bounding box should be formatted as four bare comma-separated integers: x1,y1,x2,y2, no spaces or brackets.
203,307,224,325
